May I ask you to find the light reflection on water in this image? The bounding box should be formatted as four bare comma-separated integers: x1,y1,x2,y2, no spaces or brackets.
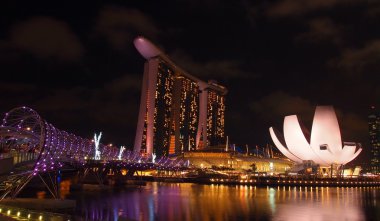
70,183,380,221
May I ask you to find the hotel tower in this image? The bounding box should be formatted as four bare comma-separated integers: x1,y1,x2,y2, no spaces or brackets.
133,37,227,157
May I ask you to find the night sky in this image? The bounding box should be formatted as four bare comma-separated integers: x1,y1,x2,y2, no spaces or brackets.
1,1,379,163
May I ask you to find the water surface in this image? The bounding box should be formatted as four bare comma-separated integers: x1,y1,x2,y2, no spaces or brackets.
68,183,380,221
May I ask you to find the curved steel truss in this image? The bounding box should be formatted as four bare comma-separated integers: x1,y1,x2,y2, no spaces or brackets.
0,107,186,200
0,107,121,172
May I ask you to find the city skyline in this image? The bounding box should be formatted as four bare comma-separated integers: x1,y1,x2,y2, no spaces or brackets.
0,1,379,164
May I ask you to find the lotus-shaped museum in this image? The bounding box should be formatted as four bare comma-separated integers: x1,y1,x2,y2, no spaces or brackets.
269,106,362,166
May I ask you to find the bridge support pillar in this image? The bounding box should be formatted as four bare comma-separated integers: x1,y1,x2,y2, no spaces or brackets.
38,171,60,199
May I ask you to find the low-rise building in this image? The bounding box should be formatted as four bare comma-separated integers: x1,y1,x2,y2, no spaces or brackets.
180,151,293,174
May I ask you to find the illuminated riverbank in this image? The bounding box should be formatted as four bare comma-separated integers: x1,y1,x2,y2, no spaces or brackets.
207,177,380,187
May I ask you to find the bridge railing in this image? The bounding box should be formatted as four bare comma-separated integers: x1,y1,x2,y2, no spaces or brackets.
0,153,12,160
0,152,39,175
0,152,38,165
12,152,39,165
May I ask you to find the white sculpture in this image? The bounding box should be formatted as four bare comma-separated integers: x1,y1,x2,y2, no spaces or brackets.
118,146,125,160
152,153,156,163
269,106,362,166
94,132,102,160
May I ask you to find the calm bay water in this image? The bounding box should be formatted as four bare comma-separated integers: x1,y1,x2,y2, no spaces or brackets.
68,183,380,221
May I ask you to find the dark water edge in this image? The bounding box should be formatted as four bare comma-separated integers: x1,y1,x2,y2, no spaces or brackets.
57,182,380,221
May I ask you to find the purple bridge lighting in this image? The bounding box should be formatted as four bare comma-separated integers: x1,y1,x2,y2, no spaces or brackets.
0,107,187,200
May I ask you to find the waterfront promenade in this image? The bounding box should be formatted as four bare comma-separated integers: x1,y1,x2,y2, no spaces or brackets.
0,203,72,221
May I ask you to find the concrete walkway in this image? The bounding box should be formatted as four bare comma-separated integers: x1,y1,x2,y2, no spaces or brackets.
1,198,76,210
0,201,72,221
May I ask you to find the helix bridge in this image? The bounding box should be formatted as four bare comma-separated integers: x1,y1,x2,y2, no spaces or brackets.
0,107,187,200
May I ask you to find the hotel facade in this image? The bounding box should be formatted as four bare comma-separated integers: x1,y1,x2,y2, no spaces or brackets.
133,37,227,157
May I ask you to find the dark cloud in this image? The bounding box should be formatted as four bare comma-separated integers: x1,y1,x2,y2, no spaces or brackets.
169,49,258,80
35,87,90,112
0,82,38,109
364,0,380,17
9,17,84,61
250,91,315,124
104,75,141,94
94,6,160,50
331,40,380,74
296,17,344,45
0,40,22,62
367,4,380,17
240,0,259,27
335,110,367,143
267,0,362,17
35,74,141,120
0,82,36,93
